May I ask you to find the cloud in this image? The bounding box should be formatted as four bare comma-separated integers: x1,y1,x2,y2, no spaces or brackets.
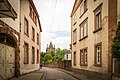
51,36,71,49
34,0,75,52
52,31,70,37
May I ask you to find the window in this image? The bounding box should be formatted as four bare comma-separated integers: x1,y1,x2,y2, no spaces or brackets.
80,0,87,17
79,18,88,40
73,29,77,44
24,17,29,35
32,12,34,20
37,33,39,44
32,47,35,64
32,27,35,41
73,52,76,66
84,0,87,11
37,49,39,63
80,3,84,16
29,5,37,25
93,3,102,33
30,6,32,17
24,42,29,64
73,14,77,25
35,16,37,25
94,42,102,67
80,48,87,66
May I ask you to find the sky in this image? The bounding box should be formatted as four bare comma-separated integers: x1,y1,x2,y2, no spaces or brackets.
33,0,75,52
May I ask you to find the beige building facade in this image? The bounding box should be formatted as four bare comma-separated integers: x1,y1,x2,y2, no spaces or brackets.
71,0,120,79
0,0,20,79
20,0,42,74
0,0,42,79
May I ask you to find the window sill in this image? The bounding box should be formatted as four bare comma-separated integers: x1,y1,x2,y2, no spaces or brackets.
79,8,88,19
93,27,102,33
79,35,88,41
80,64,88,66
73,42,77,45
32,62,35,64
94,64,102,67
73,22,77,26
36,62,39,64
24,62,29,64
24,32,29,37
32,39,35,42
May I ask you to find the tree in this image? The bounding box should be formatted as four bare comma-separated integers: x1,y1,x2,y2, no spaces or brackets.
40,52,46,63
112,23,120,74
44,54,52,63
112,23,120,58
40,48,68,63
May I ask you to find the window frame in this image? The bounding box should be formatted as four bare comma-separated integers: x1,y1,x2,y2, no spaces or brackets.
32,46,35,64
80,47,88,66
35,16,37,25
73,29,77,45
29,5,38,26
79,18,88,41
73,14,77,25
37,33,39,45
73,51,76,66
93,3,103,33
79,0,88,18
94,42,102,67
32,27,35,41
29,6,32,17
24,17,29,36
24,42,29,64
37,49,39,63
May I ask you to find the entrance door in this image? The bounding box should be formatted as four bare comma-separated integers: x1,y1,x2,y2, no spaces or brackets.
0,43,15,80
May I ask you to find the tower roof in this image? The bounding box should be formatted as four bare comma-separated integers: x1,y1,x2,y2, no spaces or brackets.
49,42,53,48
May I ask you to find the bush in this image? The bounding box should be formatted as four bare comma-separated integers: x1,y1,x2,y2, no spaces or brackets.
112,23,120,58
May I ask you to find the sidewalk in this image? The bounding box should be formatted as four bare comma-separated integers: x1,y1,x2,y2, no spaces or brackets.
10,69,45,80
57,68,103,80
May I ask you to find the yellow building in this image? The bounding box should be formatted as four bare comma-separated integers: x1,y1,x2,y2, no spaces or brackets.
71,0,120,79
0,0,20,79
0,0,42,79
20,0,42,74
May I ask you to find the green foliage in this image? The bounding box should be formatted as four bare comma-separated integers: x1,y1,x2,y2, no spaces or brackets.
44,54,52,62
112,23,120,58
41,48,68,63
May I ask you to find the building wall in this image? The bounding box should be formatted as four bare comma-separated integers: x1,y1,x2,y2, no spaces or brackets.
20,0,40,74
0,0,20,33
71,0,109,74
118,0,120,22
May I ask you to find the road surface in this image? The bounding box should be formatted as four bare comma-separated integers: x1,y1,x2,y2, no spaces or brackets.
42,67,78,80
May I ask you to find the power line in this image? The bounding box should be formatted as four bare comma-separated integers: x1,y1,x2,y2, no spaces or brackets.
48,0,57,42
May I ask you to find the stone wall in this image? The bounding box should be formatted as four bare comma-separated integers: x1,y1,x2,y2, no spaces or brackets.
42,60,71,69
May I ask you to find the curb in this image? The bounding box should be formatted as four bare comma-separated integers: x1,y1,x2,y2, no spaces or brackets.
57,68,81,80
40,68,47,80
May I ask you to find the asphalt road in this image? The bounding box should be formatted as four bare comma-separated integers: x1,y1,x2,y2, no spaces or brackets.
42,67,78,80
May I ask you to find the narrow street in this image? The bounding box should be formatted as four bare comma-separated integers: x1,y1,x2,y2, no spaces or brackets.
41,67,78,80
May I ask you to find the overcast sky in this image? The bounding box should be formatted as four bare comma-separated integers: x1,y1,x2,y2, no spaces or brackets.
33,0,75,52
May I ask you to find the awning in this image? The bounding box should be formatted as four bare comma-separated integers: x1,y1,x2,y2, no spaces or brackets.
0,0,17,20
